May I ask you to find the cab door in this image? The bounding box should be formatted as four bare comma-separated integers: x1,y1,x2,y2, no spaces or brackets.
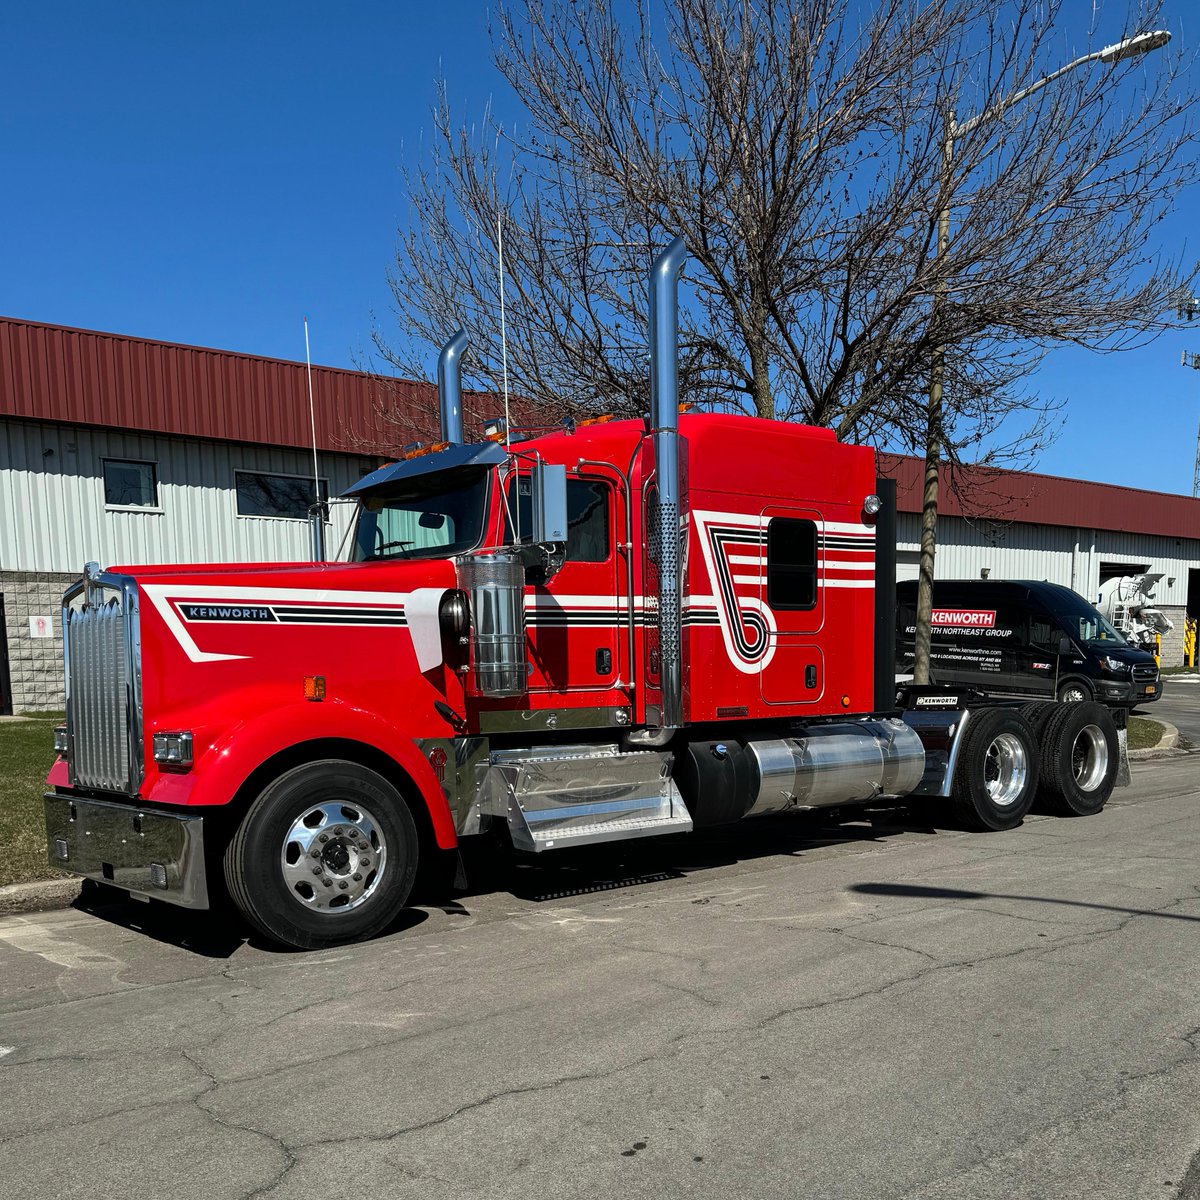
508,473,624,699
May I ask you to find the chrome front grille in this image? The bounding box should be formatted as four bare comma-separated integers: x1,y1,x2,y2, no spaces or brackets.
1132,664,1157,683
63,563,144,795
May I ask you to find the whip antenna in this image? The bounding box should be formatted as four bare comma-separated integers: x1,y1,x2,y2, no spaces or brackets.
304,317,324,560
498,211,510,446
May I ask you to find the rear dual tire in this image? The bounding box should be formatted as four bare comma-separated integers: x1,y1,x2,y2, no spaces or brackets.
1037,702,1118,816
952,709,1039,831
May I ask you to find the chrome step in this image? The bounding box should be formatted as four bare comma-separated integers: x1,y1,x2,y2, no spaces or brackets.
481,744,693,852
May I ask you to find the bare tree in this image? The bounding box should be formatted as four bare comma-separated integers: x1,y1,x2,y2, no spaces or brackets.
378,0,1197,674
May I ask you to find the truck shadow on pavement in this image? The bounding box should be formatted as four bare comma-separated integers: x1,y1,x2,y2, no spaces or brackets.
850,881,1200,924
65,804,974,957
445,803,946,907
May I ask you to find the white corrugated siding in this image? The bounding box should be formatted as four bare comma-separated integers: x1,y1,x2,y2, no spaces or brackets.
897,513,1200,608
0,419,367,572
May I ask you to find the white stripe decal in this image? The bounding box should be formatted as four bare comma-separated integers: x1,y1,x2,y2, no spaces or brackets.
141,584,425,666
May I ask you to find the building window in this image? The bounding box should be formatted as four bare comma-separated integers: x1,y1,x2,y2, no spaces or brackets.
236,471,329,520
103,459,159,509
767,517,817,610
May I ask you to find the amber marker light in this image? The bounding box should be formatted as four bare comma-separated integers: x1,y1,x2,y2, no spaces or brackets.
842,695,851,708
304,676,327,702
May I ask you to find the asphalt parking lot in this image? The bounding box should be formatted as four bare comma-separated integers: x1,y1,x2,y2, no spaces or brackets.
2,751,1200,1200
1138,677,1200,747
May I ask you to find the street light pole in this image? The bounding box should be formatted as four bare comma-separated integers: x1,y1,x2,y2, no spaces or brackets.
910,29,1172,687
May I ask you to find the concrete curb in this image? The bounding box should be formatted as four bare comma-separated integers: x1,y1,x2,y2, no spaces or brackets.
1162,673,1200,684
1128,719,1181,760
0,877,83,918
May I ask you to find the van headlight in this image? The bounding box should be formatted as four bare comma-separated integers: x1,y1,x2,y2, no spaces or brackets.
1100,656,1130,674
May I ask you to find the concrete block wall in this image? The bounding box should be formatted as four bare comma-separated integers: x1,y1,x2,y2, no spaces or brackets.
1158,606,1188,667
0,571,75,712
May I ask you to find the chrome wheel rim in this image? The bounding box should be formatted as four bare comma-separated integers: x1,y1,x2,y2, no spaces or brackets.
984,732,1028,808
1071,724,1109,793
280,801,387,912
1060,686,1086,703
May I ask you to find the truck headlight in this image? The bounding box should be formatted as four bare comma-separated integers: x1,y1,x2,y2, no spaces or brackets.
1100,656,1130,674
53,725,69,755
153,731,194,769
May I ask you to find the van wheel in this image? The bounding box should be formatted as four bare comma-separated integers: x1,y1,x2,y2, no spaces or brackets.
952,709,1039,831
1039,703,1118,817
224,760,419,950
1057,680,1091,704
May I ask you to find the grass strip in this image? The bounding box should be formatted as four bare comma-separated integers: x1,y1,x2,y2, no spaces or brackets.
0,715,64,887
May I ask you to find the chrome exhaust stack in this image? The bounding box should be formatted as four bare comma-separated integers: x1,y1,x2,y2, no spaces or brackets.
437,329,469,445
649,237,687,732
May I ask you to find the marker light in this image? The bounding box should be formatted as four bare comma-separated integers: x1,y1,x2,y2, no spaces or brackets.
303,675,327,702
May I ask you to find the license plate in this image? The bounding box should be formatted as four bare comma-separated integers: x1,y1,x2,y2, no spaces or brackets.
1145,685,1156,694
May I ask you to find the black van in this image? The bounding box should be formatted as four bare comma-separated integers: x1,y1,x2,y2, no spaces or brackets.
896,580,1161,707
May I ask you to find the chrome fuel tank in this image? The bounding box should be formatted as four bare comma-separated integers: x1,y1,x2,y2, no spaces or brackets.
745,719,925,815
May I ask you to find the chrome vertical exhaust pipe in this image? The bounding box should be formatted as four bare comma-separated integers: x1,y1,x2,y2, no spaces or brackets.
437,329,469,444
649,237,687,732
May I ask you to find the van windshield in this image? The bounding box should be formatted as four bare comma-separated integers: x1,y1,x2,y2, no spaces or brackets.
351,465,490,561
1046,592,1127,647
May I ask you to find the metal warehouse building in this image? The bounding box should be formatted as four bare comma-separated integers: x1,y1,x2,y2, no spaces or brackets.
2,314,1198,712
0,317,446,713
882,455,1200,665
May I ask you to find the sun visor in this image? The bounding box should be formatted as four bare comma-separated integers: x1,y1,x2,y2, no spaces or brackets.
343,442,507,497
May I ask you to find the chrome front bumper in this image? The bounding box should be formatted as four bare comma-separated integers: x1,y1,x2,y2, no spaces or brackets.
44,794,209,909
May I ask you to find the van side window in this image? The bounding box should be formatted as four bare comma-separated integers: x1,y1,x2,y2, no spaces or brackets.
1030,615,1058,651
505,476,611,563
767,518,817,610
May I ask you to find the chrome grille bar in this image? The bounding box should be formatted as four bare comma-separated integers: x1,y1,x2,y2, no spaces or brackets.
62,563,144,795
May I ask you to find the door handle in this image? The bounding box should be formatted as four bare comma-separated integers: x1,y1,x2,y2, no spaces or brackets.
805,664,817,689
596,648,612,675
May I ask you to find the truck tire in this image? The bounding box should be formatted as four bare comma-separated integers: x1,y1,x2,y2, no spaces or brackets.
224,759,419,950
952,709,1039,831
1039,703,1118,817
1018,701,1058,743
1057,679,1092,704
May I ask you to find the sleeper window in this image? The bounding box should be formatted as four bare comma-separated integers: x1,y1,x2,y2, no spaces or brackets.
767,518,817,610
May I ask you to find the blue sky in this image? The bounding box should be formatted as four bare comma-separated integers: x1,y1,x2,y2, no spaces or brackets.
1,2,1198,493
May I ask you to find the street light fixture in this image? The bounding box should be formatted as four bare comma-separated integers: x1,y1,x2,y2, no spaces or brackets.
912,29,1173,685
1100,30,1172,64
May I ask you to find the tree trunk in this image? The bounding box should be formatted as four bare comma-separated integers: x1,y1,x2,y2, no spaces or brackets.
912,395,940,685
747,283,773,419
913,114,955,687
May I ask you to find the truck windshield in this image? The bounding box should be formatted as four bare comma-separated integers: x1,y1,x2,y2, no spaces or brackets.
351,465,490,561
1049,594,1127,647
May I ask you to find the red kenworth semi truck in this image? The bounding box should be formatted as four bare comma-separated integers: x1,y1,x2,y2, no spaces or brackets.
44,241,1123,948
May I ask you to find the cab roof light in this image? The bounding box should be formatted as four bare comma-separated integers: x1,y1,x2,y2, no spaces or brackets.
577,413,614,427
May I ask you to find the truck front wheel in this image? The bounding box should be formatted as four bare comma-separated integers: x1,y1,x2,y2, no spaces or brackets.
224,760,419,950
